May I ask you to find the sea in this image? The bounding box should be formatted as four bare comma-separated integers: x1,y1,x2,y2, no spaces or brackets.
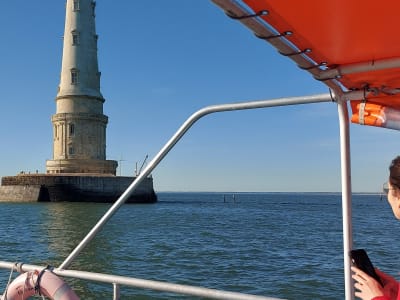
0,192,398,300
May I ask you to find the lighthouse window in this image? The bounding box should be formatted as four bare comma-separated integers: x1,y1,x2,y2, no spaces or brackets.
71,69,79,85
91,1,96,17
69,124,75,136
72,31,80,45
73,0,80,11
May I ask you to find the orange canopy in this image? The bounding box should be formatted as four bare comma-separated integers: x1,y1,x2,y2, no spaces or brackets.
214,0,400,129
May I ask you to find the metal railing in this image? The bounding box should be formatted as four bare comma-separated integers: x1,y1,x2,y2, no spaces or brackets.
0,262,283,300
60,93,334,271
0,93,336,299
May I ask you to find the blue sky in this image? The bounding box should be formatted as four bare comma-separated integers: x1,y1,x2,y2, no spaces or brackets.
1,1,399,193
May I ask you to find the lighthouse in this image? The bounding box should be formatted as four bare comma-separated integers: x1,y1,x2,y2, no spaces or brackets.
0,0,157,203
46,0,117,174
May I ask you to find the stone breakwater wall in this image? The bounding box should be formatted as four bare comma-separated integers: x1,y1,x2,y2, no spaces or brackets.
0,185,42,202
0,174,157,203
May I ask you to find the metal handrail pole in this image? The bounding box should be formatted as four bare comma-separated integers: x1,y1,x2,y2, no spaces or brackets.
0,261,285,300
337,99,354,300
59,93,333,270
113,283,120,300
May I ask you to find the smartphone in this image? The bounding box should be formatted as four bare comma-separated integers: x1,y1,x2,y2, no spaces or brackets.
350,249,383,286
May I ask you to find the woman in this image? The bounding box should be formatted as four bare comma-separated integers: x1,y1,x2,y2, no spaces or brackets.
352,156,400,299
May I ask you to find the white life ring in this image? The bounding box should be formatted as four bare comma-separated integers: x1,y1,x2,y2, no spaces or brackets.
2,269,79,300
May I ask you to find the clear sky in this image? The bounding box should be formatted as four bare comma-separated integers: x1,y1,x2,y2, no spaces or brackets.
1,1,399,193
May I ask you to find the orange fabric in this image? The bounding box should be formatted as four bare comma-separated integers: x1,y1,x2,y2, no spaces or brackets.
243,1,400,66
350,102,400,130
241,0,400,128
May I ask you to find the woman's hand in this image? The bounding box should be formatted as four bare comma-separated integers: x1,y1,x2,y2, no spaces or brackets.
352,266,385,299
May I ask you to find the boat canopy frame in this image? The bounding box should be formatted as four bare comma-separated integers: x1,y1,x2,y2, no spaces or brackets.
212,0,400,133
211,0,400,102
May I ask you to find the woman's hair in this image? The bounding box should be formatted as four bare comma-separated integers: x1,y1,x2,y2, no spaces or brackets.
389,156,400,189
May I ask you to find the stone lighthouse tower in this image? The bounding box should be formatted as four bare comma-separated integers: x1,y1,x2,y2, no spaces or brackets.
0,0,156,203
46,0,117,174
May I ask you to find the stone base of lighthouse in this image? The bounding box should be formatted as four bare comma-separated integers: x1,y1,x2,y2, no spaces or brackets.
0,174,157,203
46,159,118,175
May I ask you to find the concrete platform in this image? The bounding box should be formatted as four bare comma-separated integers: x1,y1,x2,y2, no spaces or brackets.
0,174,157,203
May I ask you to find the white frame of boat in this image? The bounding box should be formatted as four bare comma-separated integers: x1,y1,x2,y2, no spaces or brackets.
0,92,353,300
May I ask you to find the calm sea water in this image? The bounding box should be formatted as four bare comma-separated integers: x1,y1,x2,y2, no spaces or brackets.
0,192,398,299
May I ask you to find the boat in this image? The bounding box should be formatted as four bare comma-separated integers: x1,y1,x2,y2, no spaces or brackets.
1,0,400,299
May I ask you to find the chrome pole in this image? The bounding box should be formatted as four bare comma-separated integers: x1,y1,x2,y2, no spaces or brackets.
113,283,120,300
337,99,354,300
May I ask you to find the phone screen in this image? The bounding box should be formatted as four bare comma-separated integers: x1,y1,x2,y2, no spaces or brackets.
350,249,383,286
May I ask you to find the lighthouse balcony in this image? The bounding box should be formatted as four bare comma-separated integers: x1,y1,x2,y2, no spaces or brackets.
46,158,117,175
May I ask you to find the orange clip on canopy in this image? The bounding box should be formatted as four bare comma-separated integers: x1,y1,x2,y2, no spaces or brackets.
221,0,400,130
